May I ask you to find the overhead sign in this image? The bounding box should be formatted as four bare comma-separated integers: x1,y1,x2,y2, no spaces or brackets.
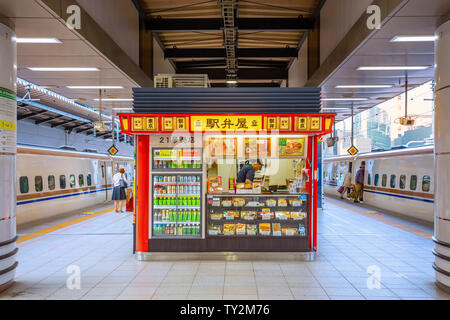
108,145,119,156
347,145,359,156
191,115,262,132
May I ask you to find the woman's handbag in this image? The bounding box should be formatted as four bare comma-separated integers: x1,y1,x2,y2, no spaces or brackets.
337,186,345,194
120,175,128,188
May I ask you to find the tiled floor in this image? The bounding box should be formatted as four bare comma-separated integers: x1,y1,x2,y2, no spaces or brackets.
1,198,449,300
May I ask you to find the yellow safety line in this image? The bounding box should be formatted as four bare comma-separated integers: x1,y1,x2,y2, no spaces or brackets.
326,197,433,240
17,206,114,244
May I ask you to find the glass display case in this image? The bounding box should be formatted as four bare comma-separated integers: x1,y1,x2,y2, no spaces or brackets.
152,174,202,238
206,194,308,237
152,148,202,171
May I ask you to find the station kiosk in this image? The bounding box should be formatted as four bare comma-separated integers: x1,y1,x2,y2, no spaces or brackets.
119,88,334,260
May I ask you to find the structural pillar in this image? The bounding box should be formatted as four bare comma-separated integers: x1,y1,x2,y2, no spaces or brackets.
0,21,18,292
433,17,450,292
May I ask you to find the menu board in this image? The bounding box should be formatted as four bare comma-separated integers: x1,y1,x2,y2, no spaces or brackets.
244,137,271,157
206,137,237,157
278,137,305,157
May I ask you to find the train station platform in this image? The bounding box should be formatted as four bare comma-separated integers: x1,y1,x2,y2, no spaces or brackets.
1,200,449,300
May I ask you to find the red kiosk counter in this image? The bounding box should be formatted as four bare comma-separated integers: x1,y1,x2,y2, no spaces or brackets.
119,112,335,260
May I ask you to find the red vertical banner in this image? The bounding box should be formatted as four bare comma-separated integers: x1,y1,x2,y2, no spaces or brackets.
306,136,313,249
313,135,318,250
136,135,150,252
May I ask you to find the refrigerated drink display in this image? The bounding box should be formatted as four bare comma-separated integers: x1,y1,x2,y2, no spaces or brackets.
152,174,202,238
153,148,202,170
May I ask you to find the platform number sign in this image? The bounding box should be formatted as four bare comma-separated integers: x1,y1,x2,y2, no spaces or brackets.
347,145,359,156
108,145,119,156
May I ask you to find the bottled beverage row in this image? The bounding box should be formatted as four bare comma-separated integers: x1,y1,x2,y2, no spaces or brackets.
154,195,201,206
154,224,201,236
154,184,200,195
154,209,201,223
154,175,201,183
154,160,201,170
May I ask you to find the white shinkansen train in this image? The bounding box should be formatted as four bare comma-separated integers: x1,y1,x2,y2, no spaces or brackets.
16,145,134,225
323,146,434,222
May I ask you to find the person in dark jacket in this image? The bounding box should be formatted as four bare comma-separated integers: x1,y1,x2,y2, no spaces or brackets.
236,159,263,184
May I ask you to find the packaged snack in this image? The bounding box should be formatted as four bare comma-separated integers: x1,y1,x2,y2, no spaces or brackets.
266,199,277,207
212,198,221,207
223,224,235,235
247,224,257,235
210,213,223,220
224,211,239,220
236,224,246,235
209,225,221,235
259,223,271,235
233,198,246,207
291,212,307,220
272,223,282,236
275,211,290,220
289,199,303,207
207,176,223,194
246,201,262,207
278,199,288,207
241,211,256,220
252,181,262,194
298,225,306,236
221,200,232,207
229,178,236,194
260,208,274,220
236,183,246,190
282,228,298,236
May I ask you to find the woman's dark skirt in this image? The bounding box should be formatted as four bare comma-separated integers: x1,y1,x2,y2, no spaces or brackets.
112,186,126,200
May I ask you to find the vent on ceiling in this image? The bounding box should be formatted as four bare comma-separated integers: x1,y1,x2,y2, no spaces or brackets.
154,74,210,88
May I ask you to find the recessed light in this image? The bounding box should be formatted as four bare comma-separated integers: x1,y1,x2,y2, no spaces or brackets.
391,36,436,42
322,98,369,101
357,66,430,71
94,98,133,102
16,37,62,44
335,85,393,89
67,86,124,89
28,67,99,72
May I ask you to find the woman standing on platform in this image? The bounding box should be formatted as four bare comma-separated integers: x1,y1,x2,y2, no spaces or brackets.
340,163,353,199
112,168,128,213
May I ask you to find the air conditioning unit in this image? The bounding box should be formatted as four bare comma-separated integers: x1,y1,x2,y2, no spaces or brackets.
154,74,210,88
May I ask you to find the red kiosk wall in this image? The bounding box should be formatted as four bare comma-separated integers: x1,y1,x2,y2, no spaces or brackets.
313,136,318,250
136,135,150,252
306,136,313,250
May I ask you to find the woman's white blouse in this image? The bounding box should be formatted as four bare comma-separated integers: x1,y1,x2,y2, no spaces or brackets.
113,173,128,187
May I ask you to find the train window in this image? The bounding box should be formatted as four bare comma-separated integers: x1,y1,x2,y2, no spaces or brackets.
79,174,84,187
87,174,92,186
399,175,406,190
374,174,379,186
367,174,372,185
19,176,29,194
410,175,417,191
60,175,66,189
48,175,56,191
70,174,76,188
422,176,431,192
390,175,397,189
35,176,43,192
382,174,387,187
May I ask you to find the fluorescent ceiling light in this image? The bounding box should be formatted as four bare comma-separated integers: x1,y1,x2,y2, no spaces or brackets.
67,86,124,89
322,108,352,110
335,85,393,89
226,80,238,84
28,67,99,72
16,37,61,44
322,98,369,101
391,36,436,42
357,66,430,71
94,98,133,102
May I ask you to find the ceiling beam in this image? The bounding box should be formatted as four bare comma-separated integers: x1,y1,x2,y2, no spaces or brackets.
17,110,48,121
166,48,297,59
35,115,64,125
176,59,289,69
146,18,314,32
211,82,280,87
176,68,287,80
51,119,79,128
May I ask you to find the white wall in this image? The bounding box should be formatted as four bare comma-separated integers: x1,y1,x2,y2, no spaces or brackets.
153,38,175,76
320,0,372,64
288,40,308,87
18,120,134,157
77,0,140,65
